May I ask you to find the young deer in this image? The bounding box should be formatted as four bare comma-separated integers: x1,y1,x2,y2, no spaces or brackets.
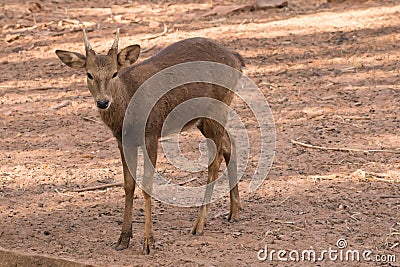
55,30,244,254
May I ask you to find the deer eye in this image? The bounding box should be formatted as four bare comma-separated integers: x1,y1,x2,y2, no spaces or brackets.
112,72,118,79
87,72,94,80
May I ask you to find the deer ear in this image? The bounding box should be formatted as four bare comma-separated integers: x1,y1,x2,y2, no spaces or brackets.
55,50,86,69
117,45,140,67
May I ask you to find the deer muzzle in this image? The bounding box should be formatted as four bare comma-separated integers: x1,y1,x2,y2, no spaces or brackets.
96,99,110,109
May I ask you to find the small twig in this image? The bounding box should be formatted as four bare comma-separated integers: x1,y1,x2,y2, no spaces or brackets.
25,86,56,91
50,27,86,37
141,44,156,53
61,18,81,25
320,94,338,100
278,196,289,205
139,23,167,41
4,25,38,35
380,195,400,199
73,182,123,192
341,116,371,120
341,66,355,73
240,18,248,25
2,87,56,94
345,221,354,233
82,116,100,123
48,100,71,110
369,176,396,183
272,219,304,230
3,21,55,35
4,86,70,94
178,177,196,186
309,174,336,183
102,137,115,143
321,82,335,89
349,212,360,222
352,169,399,183
291,139,400,154
55,188,74,197
214,211,229,218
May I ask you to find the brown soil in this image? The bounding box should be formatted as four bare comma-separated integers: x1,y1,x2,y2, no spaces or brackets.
0,0,399,266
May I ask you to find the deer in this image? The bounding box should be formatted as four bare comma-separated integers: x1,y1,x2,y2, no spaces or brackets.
55,29,245,254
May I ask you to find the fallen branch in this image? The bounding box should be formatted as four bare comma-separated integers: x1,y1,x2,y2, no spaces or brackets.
139,23,167,41
290,139,400,154
73,182,123,192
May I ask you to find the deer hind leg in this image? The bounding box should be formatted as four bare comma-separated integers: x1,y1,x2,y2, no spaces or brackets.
142,136,158,255
192,119,224,235
115,143,137,251
222,131,241,221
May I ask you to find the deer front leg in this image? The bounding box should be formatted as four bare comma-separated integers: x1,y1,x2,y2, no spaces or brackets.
115,143,137,251
142,137,158,254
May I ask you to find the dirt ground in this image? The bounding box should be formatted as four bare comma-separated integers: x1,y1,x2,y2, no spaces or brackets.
1,0,400,266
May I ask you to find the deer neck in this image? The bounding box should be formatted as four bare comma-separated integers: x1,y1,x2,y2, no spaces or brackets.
98,81,129,139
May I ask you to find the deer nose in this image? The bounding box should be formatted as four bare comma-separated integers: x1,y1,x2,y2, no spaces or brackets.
96,99,109,109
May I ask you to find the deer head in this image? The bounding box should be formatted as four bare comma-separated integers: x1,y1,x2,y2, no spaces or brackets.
55,29,141,110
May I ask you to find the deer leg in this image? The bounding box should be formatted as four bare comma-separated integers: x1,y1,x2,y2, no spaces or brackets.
142,137,158,255
192,122,223,235
115,143,137,250
222,133,241,222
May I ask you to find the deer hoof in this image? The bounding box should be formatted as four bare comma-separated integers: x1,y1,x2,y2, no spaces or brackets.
115,232,131,251
227,212,239,222
228,202,241,222
191,219,206,236
142,235,155,255
228,208,240,222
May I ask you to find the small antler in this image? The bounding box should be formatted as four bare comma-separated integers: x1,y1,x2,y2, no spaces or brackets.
83,29,93,54
111,28,120,51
